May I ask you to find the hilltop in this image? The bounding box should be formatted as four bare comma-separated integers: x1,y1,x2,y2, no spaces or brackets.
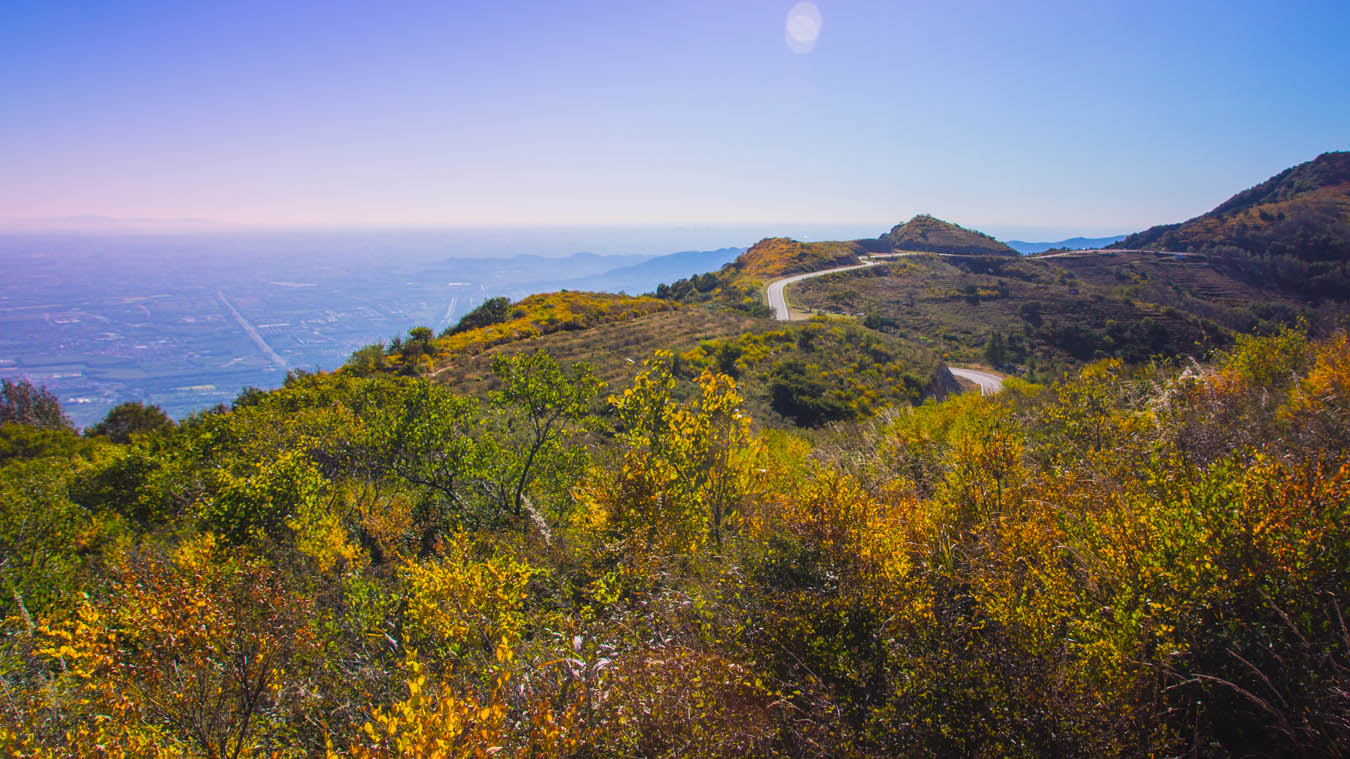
731,237,865,280
886,214,1019,256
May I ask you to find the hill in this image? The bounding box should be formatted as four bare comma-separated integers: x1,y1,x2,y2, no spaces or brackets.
886,214,1019,256
789,251,1231,375
731,237,865,280
1113,151,1350,297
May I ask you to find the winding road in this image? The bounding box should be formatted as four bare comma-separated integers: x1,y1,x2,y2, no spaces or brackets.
763,254,1005,395
765,260,880,321
948,368,1003,396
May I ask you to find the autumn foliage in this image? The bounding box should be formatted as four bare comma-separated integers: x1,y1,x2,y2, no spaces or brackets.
3,328,1350,756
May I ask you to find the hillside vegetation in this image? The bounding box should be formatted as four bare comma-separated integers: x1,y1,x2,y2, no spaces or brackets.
731,237,865,280
790,252,1236,375
348,291,680,376
2,328,1349,757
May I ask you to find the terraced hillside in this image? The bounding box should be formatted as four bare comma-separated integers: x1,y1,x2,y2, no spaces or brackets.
1046,251,1346,333
429,307,769,394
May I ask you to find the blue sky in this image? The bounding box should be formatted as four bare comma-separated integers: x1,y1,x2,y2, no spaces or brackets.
2,0,1347,239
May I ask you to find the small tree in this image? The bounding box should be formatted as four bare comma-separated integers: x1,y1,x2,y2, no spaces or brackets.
488,351,601,526
0,378,72,430
346,343,388,376
447,296,512,335
88,401,174,443
984,331,1009,368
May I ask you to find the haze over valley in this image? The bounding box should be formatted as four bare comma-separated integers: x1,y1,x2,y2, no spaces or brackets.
0,229,752,425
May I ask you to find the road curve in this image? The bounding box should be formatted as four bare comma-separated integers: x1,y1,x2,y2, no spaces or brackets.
765,260,877,321
763,256,1005,394
948,367,1003,396
763,247,1197,393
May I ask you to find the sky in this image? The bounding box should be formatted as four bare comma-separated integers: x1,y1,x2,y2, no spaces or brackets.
2,0,1348,240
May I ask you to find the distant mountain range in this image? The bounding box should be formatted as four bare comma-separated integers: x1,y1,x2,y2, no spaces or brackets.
1005,235,1127,254
557,247,744,294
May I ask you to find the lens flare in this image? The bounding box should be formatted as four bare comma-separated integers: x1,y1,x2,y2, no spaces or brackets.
785,2,822,54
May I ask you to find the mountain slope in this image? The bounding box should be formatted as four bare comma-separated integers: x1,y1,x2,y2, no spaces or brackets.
1114,151,1350,262
887,214,1018,256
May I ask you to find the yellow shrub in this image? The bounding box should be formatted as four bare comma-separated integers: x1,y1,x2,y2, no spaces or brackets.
401,534,538,653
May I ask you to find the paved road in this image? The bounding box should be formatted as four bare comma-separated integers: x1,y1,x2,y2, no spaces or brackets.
765,260,879,320
218,289,290,373
948,367,1004,396
763,247,1196,392
763,255,1005,394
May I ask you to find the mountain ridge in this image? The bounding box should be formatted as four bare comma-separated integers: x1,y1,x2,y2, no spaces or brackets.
1113,151,1350,261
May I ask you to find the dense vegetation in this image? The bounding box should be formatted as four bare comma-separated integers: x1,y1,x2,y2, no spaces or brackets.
730,238,865,280
2,324,1349,757
676,320,949,427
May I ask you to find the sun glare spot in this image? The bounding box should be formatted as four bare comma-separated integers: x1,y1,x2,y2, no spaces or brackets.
785,2,822,54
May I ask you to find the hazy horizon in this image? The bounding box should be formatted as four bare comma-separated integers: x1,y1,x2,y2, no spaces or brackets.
0,218,1134,249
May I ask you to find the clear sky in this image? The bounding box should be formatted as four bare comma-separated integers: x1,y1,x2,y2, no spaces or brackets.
3,0,1348,239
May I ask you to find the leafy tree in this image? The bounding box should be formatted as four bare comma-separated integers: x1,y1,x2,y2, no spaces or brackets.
87,401,174,443
447,296,512,335
0,378,72,430
396,327,438,375
580,351,757,555
345,343,388,376
356,379,485,540
486,351,601,530
983,331,1009,367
